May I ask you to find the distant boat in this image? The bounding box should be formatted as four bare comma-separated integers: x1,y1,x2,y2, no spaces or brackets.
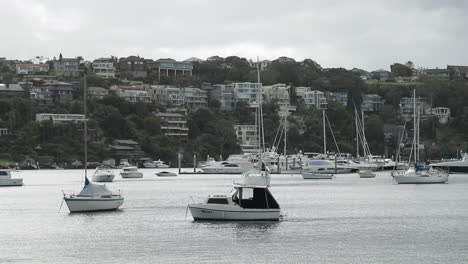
188,169,281,221
120,166,143,178
430,152,468,173
143,159,170,168
156,171,177,177
116,159,132,169
92,165,115,182
359,170,376,178
392,90,449,184
62,74,124,212
0,169,23,186
302,171,334,179
63,177,124,212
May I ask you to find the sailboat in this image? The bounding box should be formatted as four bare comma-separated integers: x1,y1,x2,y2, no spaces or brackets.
392,90,448,184
62,72,124,212
188,57,281,221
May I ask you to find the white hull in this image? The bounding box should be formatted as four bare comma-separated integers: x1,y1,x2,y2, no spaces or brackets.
92,174,115,182
302,173,334,179
0,178,23,186
64,196,124,212
359,170,376,178
156,172,177,177
120,172,143,178
201,167,247,174
393,173,448,184
189,204,280,221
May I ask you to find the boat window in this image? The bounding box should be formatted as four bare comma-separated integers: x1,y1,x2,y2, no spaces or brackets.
241,188,254,199
0,171,8,175
225,164,239,167
207,198,228,204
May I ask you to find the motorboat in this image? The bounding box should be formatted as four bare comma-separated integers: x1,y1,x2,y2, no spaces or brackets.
156,171,177,177
0,169,23,186
92,165,115,182
120,166,143,178
430,153,468,173
359,170,376,178
392,167,448,184
302,171,334,179
116,159,132,169
302,159,355,174
201,154,255,174
143,159,170,168
188,168,281,221
63,177,124,212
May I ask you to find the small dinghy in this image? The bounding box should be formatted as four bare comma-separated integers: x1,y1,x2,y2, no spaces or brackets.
302,171,334,179
359,170,376,178
156,171,177,177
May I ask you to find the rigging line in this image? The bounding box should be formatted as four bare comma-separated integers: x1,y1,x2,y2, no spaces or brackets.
325,113,341,155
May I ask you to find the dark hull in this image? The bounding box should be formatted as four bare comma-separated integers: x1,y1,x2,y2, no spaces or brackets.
431,166,468,173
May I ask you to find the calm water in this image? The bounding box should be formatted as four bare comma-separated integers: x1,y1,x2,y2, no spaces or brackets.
1,169,467,263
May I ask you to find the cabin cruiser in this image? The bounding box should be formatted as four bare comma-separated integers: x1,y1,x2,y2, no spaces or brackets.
0,169,23,186
143,159,170,168
392,166,448,184
92,165,115,182
188,168,281,221
302,159,355,174
63,177,124,212
201,154,254,174
116,159,132,169
120,166,143,178
430,153,468,173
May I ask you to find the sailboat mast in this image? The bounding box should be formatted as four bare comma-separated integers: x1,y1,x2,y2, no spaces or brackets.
323,109,326,155
256,57,263,162
284,114,287,156
355,109,359,158
413,89,416,164
83,72,87,178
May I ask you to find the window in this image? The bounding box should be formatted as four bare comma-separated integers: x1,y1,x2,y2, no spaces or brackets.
207,198,228,204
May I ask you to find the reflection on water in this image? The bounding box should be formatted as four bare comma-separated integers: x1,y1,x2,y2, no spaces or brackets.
0,169,468,263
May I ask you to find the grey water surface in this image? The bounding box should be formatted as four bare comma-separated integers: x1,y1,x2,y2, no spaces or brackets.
1,169,467,263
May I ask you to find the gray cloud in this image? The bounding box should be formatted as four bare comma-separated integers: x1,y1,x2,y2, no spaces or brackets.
1,0,467,70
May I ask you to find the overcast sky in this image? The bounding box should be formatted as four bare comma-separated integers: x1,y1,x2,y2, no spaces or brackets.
1,0,467,71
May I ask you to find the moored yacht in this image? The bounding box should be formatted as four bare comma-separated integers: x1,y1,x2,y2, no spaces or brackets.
0,169,23,186
201,154,254,174
120,166,143,178
63,177,124,212
392,167,448,184
92,165,115,182
188,168,281,221
430,153,468,173
143,159,170,168
302,159,355,174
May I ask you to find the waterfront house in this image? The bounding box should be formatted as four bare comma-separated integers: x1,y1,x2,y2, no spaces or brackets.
148,58,193,82
53,57,80,77
15,63,49,75
304,90,327,109
362,94,384,113
234,125,259,154
263,84,290,107
118,56,148,79
92,58,116,79
36,113,85,123
0,83,25,99
153,112,189,142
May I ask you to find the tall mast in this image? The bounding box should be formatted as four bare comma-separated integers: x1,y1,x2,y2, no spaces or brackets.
83,72,87,178
413,89,416,164
355,109,359,158
256,57,263,162
284,114,287,156
323,108,326,155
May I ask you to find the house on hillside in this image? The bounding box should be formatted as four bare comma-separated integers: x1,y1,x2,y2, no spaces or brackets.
447,65,468,80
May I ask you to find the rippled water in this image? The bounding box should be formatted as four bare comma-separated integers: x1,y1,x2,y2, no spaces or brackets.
1,169,467,263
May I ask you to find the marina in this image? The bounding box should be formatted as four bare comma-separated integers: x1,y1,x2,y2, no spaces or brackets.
1,169,467,263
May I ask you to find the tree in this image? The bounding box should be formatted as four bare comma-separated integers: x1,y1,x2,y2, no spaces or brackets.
390,63,412,77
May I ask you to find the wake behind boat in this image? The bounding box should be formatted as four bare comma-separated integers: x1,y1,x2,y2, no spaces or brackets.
188,169,281,221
